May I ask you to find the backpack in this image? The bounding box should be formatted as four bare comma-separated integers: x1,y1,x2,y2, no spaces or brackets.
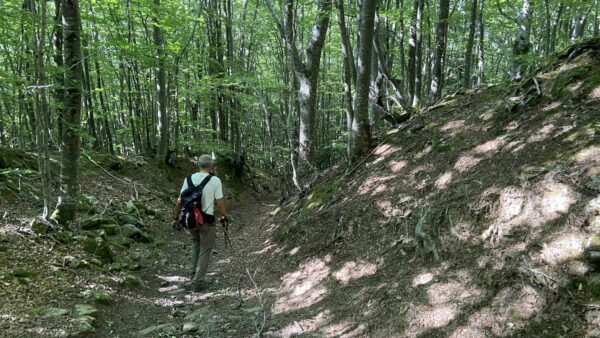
179,174,214,229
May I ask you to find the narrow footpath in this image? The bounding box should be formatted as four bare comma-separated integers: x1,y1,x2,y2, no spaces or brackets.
93,191,284,337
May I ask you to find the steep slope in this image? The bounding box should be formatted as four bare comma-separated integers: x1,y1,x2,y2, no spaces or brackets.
263,38,600,337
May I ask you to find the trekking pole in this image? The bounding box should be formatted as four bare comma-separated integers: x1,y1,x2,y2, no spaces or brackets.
224,229,232,248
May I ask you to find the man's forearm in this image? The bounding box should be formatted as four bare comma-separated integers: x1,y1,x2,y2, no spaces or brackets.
216,199,226,217
173,198,182,220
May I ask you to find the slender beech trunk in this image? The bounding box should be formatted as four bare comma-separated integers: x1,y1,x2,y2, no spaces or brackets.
464,0,478,89
431,0,449,102
32,0,51,217
351,0,377,162
337,0,356,162
53,0,82,226
154,0,168,163
265,0,332,174
477,0,485,86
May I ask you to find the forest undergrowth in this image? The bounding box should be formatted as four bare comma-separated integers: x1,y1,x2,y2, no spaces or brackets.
1,39,600,337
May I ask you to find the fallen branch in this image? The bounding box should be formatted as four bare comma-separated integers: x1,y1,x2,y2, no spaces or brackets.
245,268,267,337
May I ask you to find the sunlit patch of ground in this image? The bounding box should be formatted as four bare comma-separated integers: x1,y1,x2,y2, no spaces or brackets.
454,155,481,172
272,256,331,314
540,232,586,265
333,260,380,285
435,171,453,190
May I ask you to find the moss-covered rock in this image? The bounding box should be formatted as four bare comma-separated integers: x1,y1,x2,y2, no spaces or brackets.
551,66,591,97
78,194,98,214
30,218,49,234
82,290,111,305
121,273,144,287
120,224,152,243
117,213,143,227
81,216,117,231
100,223,119,236
589,275,600,299
82,237,114,264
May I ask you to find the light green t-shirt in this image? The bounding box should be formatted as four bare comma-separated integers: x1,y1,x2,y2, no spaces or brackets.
180,172,224,216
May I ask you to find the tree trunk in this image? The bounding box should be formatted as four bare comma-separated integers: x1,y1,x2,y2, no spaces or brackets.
265,0,332,173
431,0,449,102
337,0,356,162
53,0,82,226
52,0,64,149
154,0,169,163
351,0,377,162
477,0,485,86
31,0,51,217
464,0,478,89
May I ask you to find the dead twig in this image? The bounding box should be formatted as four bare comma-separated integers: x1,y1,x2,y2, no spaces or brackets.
245,268,267,337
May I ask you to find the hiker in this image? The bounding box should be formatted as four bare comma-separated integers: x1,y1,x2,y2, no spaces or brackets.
171,154,229,292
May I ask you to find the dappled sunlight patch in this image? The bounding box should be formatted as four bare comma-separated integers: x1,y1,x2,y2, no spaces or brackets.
415,145,433,159
537,181,578,220
389,160,407,173
574,146,600,164
509,285,546,320
459,285,546,335
321,321,354,337
590,85,600,99
216,257,232,264
157,275,187,283
435,171,453,190
473,136,507,154
333,260,380,285
374,144,397,157
480,109,496,121
554,123,576,138
288,247,300,256
449,327,486,338
275,310,331,337
482,177,577,243
542,101,562,111
158,285,179,293
252,243,277,255
441,120,466,134
454,155,481,172
153,297,183,307
372,184,388,195
450,221,476,241
566,260,589,276
569,81,584,92
273,256,331,314
413,272,435,287
528,124,556,143
540,232,585,265
504,140,526,153
405,304,458,335
358,176,395,195
427,281,482,306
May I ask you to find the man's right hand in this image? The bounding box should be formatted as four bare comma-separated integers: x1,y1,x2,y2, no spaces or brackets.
219,215,229,231
171,219,180,230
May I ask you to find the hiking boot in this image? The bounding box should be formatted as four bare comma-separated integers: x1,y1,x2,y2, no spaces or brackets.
186,280,208,293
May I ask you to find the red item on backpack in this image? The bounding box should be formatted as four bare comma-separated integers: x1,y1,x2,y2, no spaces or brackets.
194,207,205,226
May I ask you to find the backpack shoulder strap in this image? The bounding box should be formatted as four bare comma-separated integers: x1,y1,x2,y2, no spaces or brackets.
198,174,213,190
186,175,194,189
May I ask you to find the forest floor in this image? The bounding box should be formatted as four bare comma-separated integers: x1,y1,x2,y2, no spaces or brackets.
2,38,600,338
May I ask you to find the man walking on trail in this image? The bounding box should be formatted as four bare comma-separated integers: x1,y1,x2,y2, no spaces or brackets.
171,154,229,292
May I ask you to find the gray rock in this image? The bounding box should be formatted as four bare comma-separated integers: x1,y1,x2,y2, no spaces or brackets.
139,324,175,336
81,216,117,230
184,307,211,322
82,237,114,264
182,323,199,333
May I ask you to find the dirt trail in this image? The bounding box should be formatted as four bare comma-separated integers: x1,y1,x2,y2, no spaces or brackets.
93,192,282,337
